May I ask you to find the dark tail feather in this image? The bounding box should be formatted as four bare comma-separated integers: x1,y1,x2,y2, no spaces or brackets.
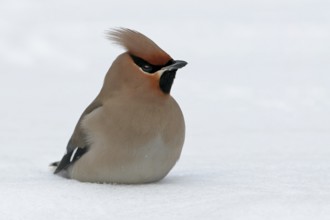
49,161,60,167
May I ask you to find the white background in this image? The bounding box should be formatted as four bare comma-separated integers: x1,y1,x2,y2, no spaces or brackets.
0,0,329,219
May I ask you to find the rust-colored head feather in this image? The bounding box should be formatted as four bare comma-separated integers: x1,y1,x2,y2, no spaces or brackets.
107,28,172,65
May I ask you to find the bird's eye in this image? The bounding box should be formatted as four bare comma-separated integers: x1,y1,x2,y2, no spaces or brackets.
142,64,153,73
130,54,161,74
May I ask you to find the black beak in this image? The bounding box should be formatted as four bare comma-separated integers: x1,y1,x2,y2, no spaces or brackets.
161,60,188,71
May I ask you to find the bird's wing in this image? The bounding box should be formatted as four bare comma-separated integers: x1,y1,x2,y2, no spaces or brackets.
54,99,102,174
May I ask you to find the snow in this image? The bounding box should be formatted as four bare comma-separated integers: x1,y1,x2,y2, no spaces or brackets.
1,0,330,219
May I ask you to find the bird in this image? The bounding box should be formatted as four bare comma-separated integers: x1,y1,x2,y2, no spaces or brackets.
51,28,187,184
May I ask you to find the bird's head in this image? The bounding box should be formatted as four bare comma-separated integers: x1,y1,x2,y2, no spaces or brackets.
103,28,187,95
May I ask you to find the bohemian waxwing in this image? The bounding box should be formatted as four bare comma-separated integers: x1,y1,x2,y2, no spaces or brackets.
51,28,187,184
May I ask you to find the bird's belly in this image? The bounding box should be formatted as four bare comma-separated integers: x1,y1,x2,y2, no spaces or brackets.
70,134,181,184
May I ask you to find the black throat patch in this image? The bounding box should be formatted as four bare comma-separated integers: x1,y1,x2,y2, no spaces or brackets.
159,70,177,94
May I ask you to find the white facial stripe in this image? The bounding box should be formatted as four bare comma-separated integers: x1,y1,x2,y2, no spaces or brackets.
157,69,166,75
139,67,152,75
139,68,166,76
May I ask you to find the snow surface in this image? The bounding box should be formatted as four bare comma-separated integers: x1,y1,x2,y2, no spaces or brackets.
1,0,330,219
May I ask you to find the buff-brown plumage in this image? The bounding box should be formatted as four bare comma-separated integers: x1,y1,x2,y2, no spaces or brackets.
107,28,172,65
51,28,186,184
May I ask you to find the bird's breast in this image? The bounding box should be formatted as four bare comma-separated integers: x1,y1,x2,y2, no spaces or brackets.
74,96,185,183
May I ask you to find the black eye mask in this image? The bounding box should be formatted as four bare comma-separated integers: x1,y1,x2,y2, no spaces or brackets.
130,54,174,74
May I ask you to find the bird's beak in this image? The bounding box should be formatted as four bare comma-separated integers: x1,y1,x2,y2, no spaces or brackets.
161,60,188,71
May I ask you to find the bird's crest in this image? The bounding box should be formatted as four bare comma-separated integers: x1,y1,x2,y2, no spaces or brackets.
107,28,172,65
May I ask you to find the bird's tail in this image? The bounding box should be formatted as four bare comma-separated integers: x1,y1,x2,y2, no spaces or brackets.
49,161,59,172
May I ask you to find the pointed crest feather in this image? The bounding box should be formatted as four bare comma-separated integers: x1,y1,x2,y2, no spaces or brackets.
107,28,172,65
